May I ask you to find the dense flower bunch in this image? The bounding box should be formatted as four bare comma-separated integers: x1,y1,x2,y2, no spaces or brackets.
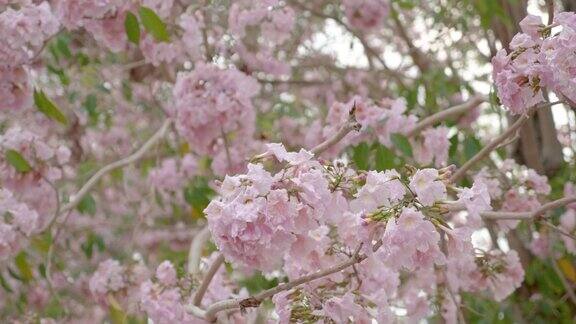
0,2,59,111
492,12,576,114
1,1,575,323
320,96,450,167
173,63,260,163
205,144,527,322
229,0,295,75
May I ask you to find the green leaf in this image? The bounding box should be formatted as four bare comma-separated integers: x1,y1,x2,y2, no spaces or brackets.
463,136,482,161
124,12,141,44
0,272,13,293
83,94,99,126
138,6,169,42
374,144,395,171
184,177,215,217
77,194,97,216
15,252,34,282
351,143,371,170
108,295,127,324
56,37,72,59
391,133,413,157
34,89,68,125
5,150,32,173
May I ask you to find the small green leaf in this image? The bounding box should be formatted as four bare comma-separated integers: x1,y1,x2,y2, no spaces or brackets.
108,295,127,324
34,89,68,125
56,37,72,59
138,6,169,42
5,150,32,173
124,12,141,44
351,143,371,170
77,194,97,216
15,252,34,282
391,133,413,157
374,144,395,171
463,136,482,161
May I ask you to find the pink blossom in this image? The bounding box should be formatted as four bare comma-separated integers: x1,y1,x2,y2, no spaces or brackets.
343,0,389,31
457,180,492,227
0,2,60,66
413,126,450,167
0,66,32,111
156,261,177,286
140,35,183,66
322,292,371,324
173,63,260,155
409,168,447,206
89,259,126,298
350,170,405,213
519,14,543,39
382,208,445,271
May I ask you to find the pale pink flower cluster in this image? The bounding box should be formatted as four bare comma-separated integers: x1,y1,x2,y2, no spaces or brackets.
381,208,445,271
350,170,405,213
0,189,39,260
409,168,447,206
0,2,59,110
0,66,32,111
149,155,197,192
0,126,70,183
0,2,60,67
53,0,132,52
472,159,550,230
412,126,450,168
457,180,492,227
471,250,525,301
228,0,295,75
206,144,332,271
173,63,260,160
140,256,236,323
343,0,389,31
324,96,450,166
492,12,576,114
88,259,127,298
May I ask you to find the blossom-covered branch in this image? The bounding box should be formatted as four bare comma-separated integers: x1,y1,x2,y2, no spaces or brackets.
450,101,562,182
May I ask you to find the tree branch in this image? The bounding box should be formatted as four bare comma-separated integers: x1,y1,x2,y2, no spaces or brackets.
60,119,171,215
192,242,382,321
193,253,225,306
406,95,486,137
449,101,561,183
187,226,212,275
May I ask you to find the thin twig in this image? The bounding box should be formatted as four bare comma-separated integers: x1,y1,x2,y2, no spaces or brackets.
406,95,486,137
60,119,171,215
188,226,212,275
450,101,562,183
193,253,225,306
195,242,381,321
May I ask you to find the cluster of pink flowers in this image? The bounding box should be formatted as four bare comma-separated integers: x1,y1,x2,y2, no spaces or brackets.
492,12,576,114
172,63,260,174
343,0,389,31
0,189,39,260
471,159,550,231
0,2,60,111
0,127,70,244
148,154,197,205
205,144,331,271
228,0,295,75
323,96,450,166
139,256,243,323
203,143,528,322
